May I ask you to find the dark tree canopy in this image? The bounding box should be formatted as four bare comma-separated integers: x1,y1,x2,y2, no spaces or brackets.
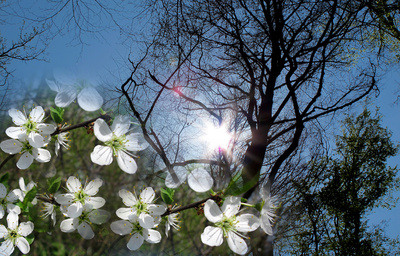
283,108,399,255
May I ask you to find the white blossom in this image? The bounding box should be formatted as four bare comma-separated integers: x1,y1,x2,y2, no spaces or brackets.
116,187,166,229
0,134,51,170
90,116,148,174
55,124,70,156
165,167,214,193
0,184,23,219
165,205,180,237
5,106,56,148
55,176,105,218
46,75,103,112
110,215,161,251
201,196,259,255
41,195,57,226
19,177,37,205
259,187,277,236
60,205,110,240
0,212,34,255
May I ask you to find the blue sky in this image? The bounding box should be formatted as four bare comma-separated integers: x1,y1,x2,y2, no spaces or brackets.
2,1,400,245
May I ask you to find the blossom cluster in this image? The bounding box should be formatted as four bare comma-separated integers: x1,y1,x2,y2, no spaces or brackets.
0,178,36,255
0,80,279,255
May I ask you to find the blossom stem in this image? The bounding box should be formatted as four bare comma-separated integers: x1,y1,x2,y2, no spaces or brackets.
0,154,15,170
51,114,112,136
240,202,256,208
161,193,222,217
36,195,60,206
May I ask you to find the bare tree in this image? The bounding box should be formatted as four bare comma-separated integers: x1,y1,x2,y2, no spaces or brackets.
120,0,377,191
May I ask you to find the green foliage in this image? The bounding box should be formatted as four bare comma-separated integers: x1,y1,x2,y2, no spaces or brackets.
50,106,64,124
47,176,61,194
285,108,400,255
160,187,175,204
0,172,9,187
23,186,38,208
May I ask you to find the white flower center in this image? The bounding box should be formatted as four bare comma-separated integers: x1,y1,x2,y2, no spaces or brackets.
105,135,127,156
215,216,237,237
23,119,38,135
6,228,21,244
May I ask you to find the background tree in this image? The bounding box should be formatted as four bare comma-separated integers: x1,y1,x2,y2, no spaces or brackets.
279,107,399,255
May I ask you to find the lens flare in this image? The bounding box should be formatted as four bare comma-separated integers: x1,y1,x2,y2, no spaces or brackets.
202,123,232,151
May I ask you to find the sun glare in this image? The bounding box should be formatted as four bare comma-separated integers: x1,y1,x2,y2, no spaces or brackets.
202,123,232,151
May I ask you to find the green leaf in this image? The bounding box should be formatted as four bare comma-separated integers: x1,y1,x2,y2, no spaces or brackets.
160,187,175,204
50,106,64,124
23,186,38,206
47,177,62,194
25,233,35,244
0,172,9,186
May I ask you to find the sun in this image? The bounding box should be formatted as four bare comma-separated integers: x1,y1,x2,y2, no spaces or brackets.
202,123,232,151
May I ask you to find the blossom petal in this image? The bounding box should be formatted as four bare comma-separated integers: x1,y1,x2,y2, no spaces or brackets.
118,189,137,207
55,194,74,205
77,87,103,112
66,176,83,193
260,214,274,235
9,108,27,125
66,202,83,218
201,226,223,247
110,220,132,235
18,221,34,237
187,168,213,193
55,86,77,107
32,148,51,162
16,237,30,254
116,151,137,174
0,184,6,199
127,232,144,251
7,212,18,230
78,222,94,240
17,152,34,170
235,214,259,232
221,196,241,218
227,231,248,255
0,139,22,154
7,204,21,215
60,218,78,232
5,127,25,139
165,167,188,188
19,177,27,192
7,189,23,202
0,206,4,219
85,196,105,209
37,123,57,135
0,225,7,238
116,207,136,220
93,119,113,142
111,115,130,137
125,133,149,151
147,204,167,216
28,132,45,148
139,187,155,203
203,199,223,223
138,213,157,229
0,239,14,255
144,229,161,244
91,145,113,166
88,209,110,224
46,79,61,92
84,178,103,196
29,106,45,122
